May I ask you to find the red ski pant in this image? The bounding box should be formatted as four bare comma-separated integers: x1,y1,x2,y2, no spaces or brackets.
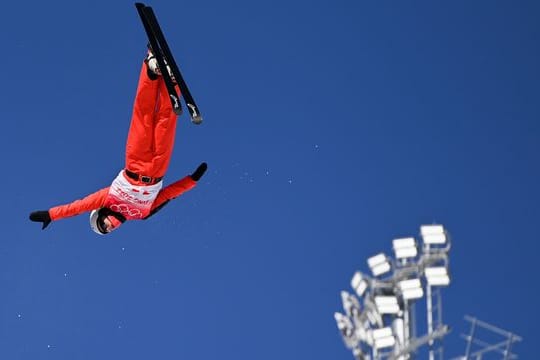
125,63,180,178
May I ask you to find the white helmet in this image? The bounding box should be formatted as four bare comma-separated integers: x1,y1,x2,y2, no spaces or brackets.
89,209,107,235
89,208,125,235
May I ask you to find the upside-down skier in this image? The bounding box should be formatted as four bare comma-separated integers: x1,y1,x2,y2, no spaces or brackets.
29,48,207,235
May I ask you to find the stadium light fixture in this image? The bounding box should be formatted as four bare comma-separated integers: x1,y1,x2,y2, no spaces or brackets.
341,291,361,317
374,295,400,314
363,298,384,328
351,271,369,297
392,237,418,259
420,225,446,245
334,312,351,334
372,327,396,349
336,224,454,359
398,278,424,300
424,266,450,286
367,253,391,277
366,309,381,328
334,312,357,349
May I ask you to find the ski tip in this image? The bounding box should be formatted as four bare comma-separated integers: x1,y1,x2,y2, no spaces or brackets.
135,2,147,10
191,116,203,125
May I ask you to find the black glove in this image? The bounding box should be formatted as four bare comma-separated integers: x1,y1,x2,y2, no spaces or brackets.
29,210,52,230
191,162,207,181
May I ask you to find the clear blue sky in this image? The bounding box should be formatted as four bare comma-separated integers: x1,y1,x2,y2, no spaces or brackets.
0,0,538,358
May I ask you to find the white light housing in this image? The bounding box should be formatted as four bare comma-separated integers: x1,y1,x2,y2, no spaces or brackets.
372,327,396,349
375,336,396,349
365,307,383,328
425,266,450,286
334,312,357,348
351,271,368,297
374,296,400,314
398,278,424,300
392,237,418,259
334,312,349,330
421,225,447,245
402,288,424,300
356,327,369,343
373,327,392,339
399,278,421,290
393,318,405,347
341,291,361,317
367,253,391,276
334,312,354,337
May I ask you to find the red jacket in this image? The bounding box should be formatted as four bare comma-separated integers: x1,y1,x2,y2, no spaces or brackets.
49,175,196,221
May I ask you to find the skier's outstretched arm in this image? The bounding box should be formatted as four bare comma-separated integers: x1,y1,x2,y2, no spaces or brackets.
29,187,110,230
145,163,207,219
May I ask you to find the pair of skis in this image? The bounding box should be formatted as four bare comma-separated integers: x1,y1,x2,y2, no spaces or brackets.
135,3,202,124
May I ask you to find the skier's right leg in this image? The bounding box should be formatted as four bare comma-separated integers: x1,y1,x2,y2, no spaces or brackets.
125,60,160,177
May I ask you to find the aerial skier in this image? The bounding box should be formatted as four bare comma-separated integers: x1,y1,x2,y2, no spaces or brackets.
29,4,206,235
29,48,206,235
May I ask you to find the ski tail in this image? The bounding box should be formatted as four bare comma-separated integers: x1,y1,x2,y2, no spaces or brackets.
135,3,203,124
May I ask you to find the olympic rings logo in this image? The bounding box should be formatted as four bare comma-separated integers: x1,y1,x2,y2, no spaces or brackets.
110,204,143,218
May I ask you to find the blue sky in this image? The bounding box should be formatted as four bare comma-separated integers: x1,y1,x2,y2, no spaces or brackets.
0,0,538,358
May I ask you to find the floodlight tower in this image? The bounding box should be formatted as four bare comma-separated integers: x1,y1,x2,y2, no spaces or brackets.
334,224,452,360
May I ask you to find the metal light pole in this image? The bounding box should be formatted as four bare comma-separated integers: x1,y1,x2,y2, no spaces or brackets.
426,282,434,360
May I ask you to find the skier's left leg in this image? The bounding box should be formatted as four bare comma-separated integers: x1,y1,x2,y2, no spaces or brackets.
147,79,181,178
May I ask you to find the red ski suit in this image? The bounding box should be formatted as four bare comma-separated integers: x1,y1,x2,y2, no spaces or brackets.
49,62,196,222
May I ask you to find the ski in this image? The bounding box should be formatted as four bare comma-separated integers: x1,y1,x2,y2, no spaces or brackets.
142,6,203,125
135,3,182,116
135,3,203,125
